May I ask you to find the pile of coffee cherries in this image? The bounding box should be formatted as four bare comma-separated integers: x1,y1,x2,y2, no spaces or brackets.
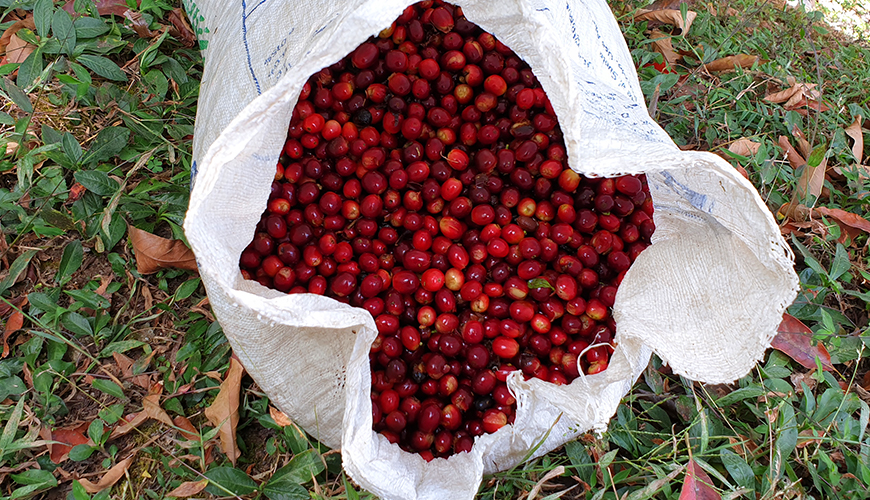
239,0,655,461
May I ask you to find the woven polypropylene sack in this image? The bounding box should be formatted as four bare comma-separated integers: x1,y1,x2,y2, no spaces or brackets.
182,1,799,498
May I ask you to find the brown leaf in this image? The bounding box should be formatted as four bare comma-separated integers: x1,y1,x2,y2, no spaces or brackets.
166,479,209,497
845,115,864,165
650,30,681,66
765,80,821,109
110,383,175,439
796,429,825,449
0,18,35,55
78,455,134,493
173,416,199,441
791,125,811,158
48,423,90,463
204,357,245,465
813,207,867,245
2,310,23,358
167,8,196,48
728,138,761,157
129,226,197,274
771,313,834,371
269,406,294,427
6,33,35,65
794,156,827,202
123,10,159,38
778,136,807,170
648,0,692,10
783,97,829,114
703,54,762,72
62,0,138,17
0,296,27,319
67,183,87,204
111,351,153,389
635,9,698,34
814,207,870,233
679,459,718,500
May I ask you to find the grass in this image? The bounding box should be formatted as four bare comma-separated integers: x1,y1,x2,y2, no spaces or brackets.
0,0,869,498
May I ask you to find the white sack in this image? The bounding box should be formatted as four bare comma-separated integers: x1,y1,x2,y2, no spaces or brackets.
183,0,799,498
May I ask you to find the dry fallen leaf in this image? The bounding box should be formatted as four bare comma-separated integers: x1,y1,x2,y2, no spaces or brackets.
796,429,826,449
649,29,681,66
78,455,134,493
172,416,200,441
679,459,718,500
635,9,698,35
167,8,196,48
62,0,137,16
124,9,159,38
0,18,35,55
269,406,294,427
66,183,87,204
6,33,35,65
728,138,761,158
845,115,864,165
771,313,834,372
648,0,692,10
814,207,870,234
166,479,209,497
2,310,23,358
129,226,197,274
204,356,245,465
794,156,827,203
110,383,175,439
814,206,870,245
764,78,827,114
703,54,761,72
778,136,807,170
111,351,154,390
0,296,27,319
47,423,90,463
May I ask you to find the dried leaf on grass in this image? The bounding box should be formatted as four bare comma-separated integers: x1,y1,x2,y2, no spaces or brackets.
845,115,864,164
650,29,681,65
166,479,209,497
110,383,175,439
771,313,834,372
679,459,718,500
795,156,827,202
778,136,807,170
764,78,828,113
635,9,697,34
796,429,826,449
78,455,134,493
778,135,826,203
172,416,199,441
703,54,762,72
204,356,245,465
2,310,23,358
129,226,197,274
124,10,159,38
269,406,294,427
167,8,196,48
648,0,692,10
814,207,870,233
6,33,35,65
46,423,90,463
62,0,138,17
112,351,154,389
0,18,35,54
0,296,27,318
728,138,761,157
